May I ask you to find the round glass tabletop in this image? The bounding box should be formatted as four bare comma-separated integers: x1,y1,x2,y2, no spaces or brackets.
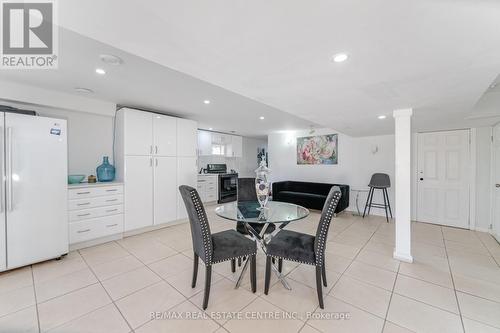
215,201,309,224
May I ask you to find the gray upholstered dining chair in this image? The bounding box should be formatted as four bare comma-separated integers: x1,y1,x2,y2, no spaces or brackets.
362,173,392,223
263,187,342,309
236,178,276,236
235,178,277,270
179,185,257,309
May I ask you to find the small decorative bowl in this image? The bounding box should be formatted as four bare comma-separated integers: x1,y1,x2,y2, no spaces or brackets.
68,175,86,184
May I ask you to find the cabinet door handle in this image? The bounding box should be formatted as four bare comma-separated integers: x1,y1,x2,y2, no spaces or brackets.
77,191,91,195
150,145,153,154
77,202,91,206
77,229,91,233
106,199,118,202
106,189,118,192
77,213,91,217
150,158,153,167
106,223,118,228
155,146,158,154
155,158,158,167
106,208,118,213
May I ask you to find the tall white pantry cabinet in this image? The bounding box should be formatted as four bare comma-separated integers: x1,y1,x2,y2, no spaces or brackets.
115,108,197,232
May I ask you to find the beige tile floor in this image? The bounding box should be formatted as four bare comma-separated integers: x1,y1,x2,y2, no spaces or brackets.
1,207,499,333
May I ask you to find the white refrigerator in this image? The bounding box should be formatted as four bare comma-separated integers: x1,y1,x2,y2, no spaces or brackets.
0,112,68,272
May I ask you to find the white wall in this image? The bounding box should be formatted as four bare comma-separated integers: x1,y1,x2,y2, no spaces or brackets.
268,128,395,216
269,127,492,226
0,84,116,176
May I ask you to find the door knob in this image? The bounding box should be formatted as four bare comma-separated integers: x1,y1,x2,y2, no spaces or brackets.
496,184,500,188
420,178,424,181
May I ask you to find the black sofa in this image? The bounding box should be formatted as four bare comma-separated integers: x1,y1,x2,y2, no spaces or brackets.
272,181,349,213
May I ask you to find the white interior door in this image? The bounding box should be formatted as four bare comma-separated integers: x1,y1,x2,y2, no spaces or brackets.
0,113,5,271
6,113,68,269
154,157,177,225
177,157,197,220
492,124,500,242
124,155,153,231
417,130,470,228
153,115,176,156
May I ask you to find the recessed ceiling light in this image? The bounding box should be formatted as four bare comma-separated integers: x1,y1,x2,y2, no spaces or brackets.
95,68,106,75
208,127,213,130
204,100,211,104
99,54,123,65
259,116,265,120
332,53,348,63
74,87,93,94
378,115,387,119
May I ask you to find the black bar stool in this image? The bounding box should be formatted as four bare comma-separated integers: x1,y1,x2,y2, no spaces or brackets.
362,173,392,223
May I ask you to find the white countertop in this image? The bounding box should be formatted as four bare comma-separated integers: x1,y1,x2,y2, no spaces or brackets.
68,181,124,189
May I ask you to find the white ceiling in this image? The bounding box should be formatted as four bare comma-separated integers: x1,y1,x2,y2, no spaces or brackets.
0,30,314,138
5,0,500,137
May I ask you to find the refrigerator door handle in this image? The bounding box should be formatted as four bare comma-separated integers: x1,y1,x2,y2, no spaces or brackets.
6,127,12,212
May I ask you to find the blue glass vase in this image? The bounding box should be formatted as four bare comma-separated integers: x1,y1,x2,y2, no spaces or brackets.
96,156,115,182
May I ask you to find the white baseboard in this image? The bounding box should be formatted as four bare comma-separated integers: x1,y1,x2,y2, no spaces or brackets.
70,233,122,251
393,251,413,263
472,226,491,233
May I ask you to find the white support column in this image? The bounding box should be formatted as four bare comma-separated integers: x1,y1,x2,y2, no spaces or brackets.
393,108,413,263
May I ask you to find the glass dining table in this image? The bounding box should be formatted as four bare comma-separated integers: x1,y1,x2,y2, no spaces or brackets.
215,200,310,290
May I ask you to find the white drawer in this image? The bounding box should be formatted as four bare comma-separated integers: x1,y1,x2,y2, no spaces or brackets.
205,194,217,202
207,179,216,186
68,194,123,211
69,214,123,244
68,185,123,200
69,204,124,222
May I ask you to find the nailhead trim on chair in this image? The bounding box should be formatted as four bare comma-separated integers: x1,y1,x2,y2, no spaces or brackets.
212,252,257,264
265,190,342,267
315,191,341,266
190,189,213,264
268,255,315,265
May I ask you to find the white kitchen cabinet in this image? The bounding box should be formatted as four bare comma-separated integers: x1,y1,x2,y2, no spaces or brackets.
153,115,177,156
177,157,198,220
154,157,177,225
116,108,198,232
226,135,242,157
122,108,153,155
177,118,198,157
197,130,243,157
68,183,124,246
231,135,243,157
197,175,218,203
124,155,154,231
198,130,213,156
224,135,233,157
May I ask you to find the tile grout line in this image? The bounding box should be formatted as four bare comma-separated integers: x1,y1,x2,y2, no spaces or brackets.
30,265,42,333
441,226,466,333
77,245,135,333
303,217,387,332
474,232,500,267
381,259,400,332
114,239,225,331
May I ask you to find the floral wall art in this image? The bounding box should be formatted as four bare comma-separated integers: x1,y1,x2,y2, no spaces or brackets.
297,134,338,165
